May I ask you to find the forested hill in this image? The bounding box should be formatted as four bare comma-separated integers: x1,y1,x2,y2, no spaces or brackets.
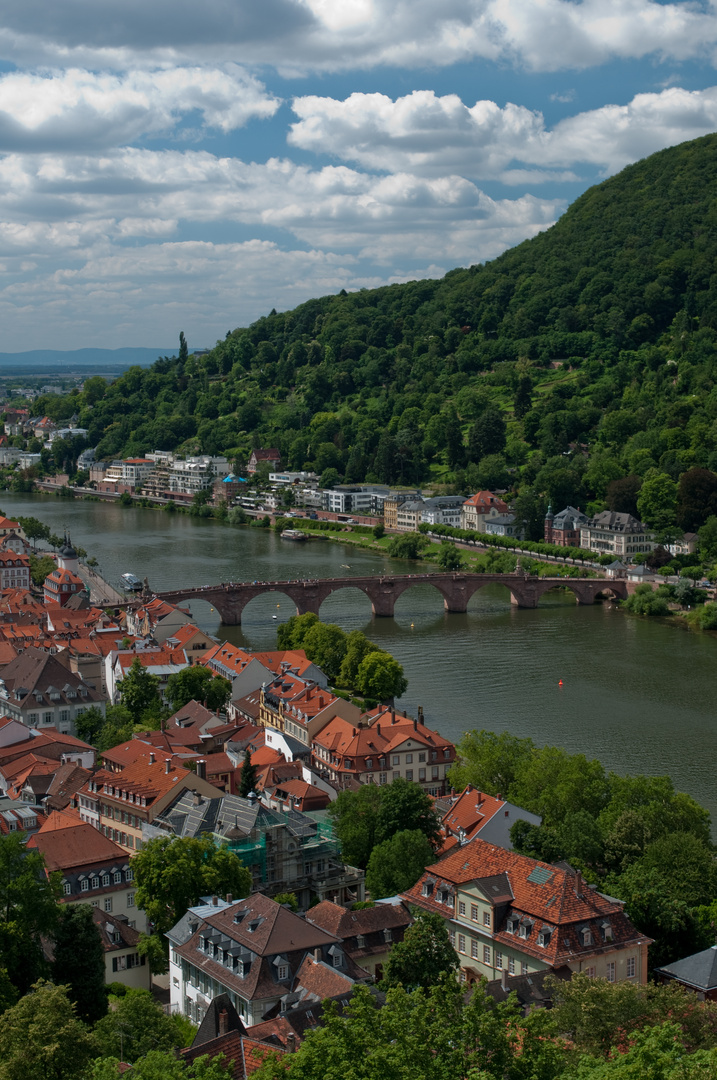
26,133,717,536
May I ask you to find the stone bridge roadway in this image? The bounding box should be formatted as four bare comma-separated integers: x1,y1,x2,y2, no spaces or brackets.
154,572,627,625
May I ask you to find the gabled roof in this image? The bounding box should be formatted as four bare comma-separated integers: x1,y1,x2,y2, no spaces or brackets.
92,907,142,951
28,814,127,871
306,899,411,939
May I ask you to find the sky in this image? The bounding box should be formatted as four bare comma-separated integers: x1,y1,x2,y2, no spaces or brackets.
2,1,717,352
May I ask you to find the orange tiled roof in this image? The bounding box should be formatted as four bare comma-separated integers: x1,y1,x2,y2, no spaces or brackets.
28,815,127,871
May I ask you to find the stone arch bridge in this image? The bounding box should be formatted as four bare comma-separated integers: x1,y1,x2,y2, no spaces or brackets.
153,572,627,626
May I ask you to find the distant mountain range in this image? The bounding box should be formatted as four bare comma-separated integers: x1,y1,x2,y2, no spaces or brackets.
0,347,182,371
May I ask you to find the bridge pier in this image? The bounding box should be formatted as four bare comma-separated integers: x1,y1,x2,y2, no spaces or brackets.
371,592,396,617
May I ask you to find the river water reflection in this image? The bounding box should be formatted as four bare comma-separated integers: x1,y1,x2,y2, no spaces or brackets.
4,493,716,825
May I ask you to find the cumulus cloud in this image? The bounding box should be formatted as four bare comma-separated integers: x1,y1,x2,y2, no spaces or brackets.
0,66,280,151
290,85,717,180
1,0,717,73
0,145,563,348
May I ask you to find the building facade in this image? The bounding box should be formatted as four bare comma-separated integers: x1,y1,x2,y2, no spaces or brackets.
579,511,654,558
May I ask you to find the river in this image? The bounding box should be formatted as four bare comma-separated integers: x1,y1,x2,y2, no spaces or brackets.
5,492,717,825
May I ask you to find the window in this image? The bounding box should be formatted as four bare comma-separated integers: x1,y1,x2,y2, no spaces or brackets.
392,756,399,766
458,901,466,916
81,879,89,892
419,769,426,781
104,898,112,913
91,877,99,890
102,873,110,887
112,956,127,972
449,929,456,947
332,953,342,968
63,882,71,896
458,935,466,954
584,965,596,977
606,962,616,983
379,773,387,785
495,952,503,969
432,767,439,780
44,712,53,724
508,958,515,974
125,868,133,882
521,962,528,975
581,928,592,947
405,754,413,764
392,771,400,780
626,957,636,978
471,939,478,959
483,910,491,927
127,892,135,907
483,945,491,964
277,964,289,980
406,770,413,781
113,871,122,884
471,905,479,922
418,752,426,762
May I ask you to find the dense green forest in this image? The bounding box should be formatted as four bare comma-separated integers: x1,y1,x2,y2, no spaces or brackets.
23,133,717,537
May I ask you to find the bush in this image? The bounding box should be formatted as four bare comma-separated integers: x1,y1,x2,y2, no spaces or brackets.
623,584,671,617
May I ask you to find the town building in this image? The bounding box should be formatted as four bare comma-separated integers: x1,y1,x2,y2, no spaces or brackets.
667,533,699,556
655,945,717,1001
43,567,86,607
0,552,30,591
202,643,328,701
395,499,426,532
579,511,655,558
28,810,145,929
92,907,150,990
247,449,281,474
460,492,509,533
259,675,360,749
435,785,542,853
105,644,189,705
147,786,364,909
420,496,467,528
305,898,412,982
71,749,225,852
311,707,455,796
403,840,651,987
0,648,106,736
484,514,522,538
167,893,371,1027
0,517,29,553
544,506,589,547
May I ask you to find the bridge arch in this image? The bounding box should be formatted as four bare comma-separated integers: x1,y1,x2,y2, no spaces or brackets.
391,577,456,613
464,577,524,609
316,584,376,620
239,588,306,624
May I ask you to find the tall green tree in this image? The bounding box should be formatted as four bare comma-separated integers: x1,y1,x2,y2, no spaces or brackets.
365,829,435,899
0,980,96,1080
382,911,458,991
637,470,678,534
327,784,382,869
468,408,507,463
133,835,251,939
338,630,377,687
166,666,232,712
117,657,162,724
301,622,348,682
52,904,107,1025
93,988,182,1061
448,729,534,797
376,777,441,848
238,748,258,798
0,833,59,995
355,651,408,701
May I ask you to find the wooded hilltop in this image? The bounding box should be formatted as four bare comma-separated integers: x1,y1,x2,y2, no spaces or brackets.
23,133,717,537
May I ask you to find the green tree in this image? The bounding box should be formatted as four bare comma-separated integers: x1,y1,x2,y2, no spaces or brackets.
355,651,408,701
238,748,258,798
301,622,348,682
93,988,181,1061
28,553,56,585
365,829,435,899
623,583,672,616
468,408,507,464
95,705,136,753
16,516,50,550
637,470,678,534
387,532,427,559
376,777,441,848
677,468,717,532
448,729,534,797
51,903,107,1025
382,911,458,990
372,522,385,539
133,835,251,939
0,833,59,995
74,705,107,746
87,1050,233,1080
319,467,341,489
698,515,717,561
436,541,463,571
166,666,231,712
273,892,299,912
276,611,319,650
338,630,377,688
0,980,96,1080
117,657,162,724
327,784,382,869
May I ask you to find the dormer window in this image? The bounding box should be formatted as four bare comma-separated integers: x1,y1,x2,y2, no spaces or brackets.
421,881,434,897
601,922,613,943
277,964,289,980
506,916,519,934
537,928,552,948
356,934,365,949
580,927,592,947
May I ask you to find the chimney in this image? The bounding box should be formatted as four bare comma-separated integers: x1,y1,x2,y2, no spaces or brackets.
226,893,233,904
149,752,155,765
501,967,508,991
196,759,206,780
376,724,381,737
165,759,171,774
313,947,321,962
418,705,423,719
286,1033,297,1054
218,1008,228,1036
413,719,417,731
575,870,583,898
212,895,218,906
391,710,396,724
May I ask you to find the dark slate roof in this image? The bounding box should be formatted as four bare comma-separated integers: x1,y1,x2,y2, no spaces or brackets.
150,788,314,841
192,993,246,1046
482,965,573,1014
656,946,717,991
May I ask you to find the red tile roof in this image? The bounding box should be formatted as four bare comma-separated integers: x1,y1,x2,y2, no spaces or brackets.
28,814,127,871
